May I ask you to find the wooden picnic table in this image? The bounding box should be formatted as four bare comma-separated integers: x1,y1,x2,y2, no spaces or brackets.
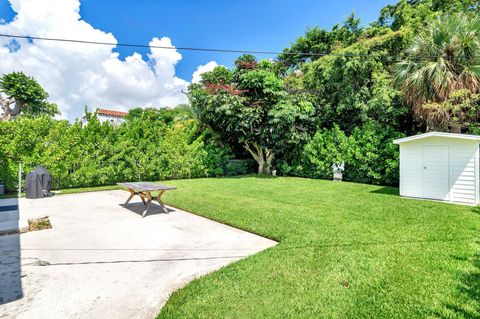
118,182,177,218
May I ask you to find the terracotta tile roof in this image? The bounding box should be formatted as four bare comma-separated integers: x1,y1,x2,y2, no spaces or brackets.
96,108,128,118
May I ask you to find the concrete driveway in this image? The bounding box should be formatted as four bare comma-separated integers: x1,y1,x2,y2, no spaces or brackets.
0,190,276,319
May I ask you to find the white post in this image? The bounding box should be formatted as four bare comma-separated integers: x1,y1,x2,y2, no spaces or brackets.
18,160,22,198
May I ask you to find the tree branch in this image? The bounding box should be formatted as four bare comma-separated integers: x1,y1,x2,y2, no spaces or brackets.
253,143,264,161
244,143,261,163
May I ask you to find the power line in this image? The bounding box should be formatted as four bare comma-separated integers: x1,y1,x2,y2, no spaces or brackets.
0,33,380,58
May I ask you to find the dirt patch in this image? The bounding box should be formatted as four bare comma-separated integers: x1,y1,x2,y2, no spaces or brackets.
28,217,52,232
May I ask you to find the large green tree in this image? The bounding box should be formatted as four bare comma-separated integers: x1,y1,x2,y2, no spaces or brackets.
300,28,411,132
0,71,59,121
279,13,363,69
377,0,479,31
395,14,480,130
189,55,314,174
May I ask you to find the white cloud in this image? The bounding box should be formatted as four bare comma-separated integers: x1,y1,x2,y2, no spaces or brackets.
0,0,215,120
191,61,219,84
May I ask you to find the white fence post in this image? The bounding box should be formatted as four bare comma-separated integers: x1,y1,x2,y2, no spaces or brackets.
18,160,22,198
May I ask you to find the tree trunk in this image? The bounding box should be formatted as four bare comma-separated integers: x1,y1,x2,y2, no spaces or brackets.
257,160,264,175
264,150,273,174
244,143,274,175
0,96,20,121
11,99,23,116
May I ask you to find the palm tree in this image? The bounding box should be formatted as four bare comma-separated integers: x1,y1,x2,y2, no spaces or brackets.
396,14,480,124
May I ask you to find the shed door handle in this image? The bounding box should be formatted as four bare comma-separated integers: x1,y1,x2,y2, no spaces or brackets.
423,166,427,169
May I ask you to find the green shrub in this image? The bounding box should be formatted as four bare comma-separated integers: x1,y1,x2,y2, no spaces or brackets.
224,159,254,176
0,116,234,192
0,115,402,191
203,145,253,177
280,122,403,185
346,122,403,185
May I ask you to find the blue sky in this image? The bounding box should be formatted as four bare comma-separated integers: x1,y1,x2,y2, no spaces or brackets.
0,0,396,79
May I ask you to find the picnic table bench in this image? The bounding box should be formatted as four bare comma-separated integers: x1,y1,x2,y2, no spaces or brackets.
118,182,177,218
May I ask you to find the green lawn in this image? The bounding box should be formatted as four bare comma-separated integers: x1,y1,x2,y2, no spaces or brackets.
156,176,480,318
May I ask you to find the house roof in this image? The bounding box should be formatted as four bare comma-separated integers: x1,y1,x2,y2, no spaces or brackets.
393,132,480,144
96,108,128,118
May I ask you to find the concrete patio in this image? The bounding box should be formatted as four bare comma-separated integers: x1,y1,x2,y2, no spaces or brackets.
0,190,276,319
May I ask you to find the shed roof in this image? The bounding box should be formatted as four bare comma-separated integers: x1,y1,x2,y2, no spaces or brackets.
393,132,480,144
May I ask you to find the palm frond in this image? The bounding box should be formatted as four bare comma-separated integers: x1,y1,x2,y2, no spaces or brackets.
395,13,480,112
468,65,480,76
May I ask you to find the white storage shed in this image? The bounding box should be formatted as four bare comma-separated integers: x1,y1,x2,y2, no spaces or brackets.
393,132,480,205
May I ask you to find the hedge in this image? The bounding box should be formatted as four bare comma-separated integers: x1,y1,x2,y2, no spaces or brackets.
0,116,250,192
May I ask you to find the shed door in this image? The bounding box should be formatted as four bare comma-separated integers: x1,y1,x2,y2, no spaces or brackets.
422,145,450,200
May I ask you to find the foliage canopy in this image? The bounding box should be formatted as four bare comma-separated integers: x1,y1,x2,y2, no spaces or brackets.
189,55,314,174
0,71,59,120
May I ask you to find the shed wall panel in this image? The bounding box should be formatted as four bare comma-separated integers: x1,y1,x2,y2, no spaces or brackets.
451,141,477,204
400,144,422,198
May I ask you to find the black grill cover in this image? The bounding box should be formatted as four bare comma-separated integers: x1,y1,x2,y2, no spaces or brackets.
25,166,53,199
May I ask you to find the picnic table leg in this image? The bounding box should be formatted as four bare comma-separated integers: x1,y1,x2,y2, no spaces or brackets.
142,191,153,218
156,190,169,214
125,188,135,206
140,194,146,205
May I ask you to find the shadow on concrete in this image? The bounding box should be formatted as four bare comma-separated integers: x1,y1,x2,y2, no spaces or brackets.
0,197,22,305
119,202,174,217
369,186,399,197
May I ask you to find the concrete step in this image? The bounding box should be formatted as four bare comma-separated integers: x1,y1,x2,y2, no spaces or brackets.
0,210,20,223
0,198,19,207
0,219,29,235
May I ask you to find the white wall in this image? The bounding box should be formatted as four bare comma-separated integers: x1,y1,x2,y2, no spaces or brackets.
97,114,125,126
399,136,479,204
80,114,126,127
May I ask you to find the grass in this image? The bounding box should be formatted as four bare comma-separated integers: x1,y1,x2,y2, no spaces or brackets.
0,185,121,199
55,184,121,195
153,176,480,318
0,192,20,199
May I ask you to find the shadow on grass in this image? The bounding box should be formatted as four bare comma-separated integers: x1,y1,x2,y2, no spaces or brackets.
277,236,474,251
218,174,278,180
455,244,480,318
471,207,480,216
436,241,480,318
369,186,400,196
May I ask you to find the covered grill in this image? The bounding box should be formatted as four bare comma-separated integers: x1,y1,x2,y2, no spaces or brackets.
25,166,53,199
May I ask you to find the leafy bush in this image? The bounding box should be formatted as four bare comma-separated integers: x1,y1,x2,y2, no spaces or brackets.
203,146,253,177
346,122,403,185
0,116,235,192
280,125,348,179
224,159,254,176
280,122,403,185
